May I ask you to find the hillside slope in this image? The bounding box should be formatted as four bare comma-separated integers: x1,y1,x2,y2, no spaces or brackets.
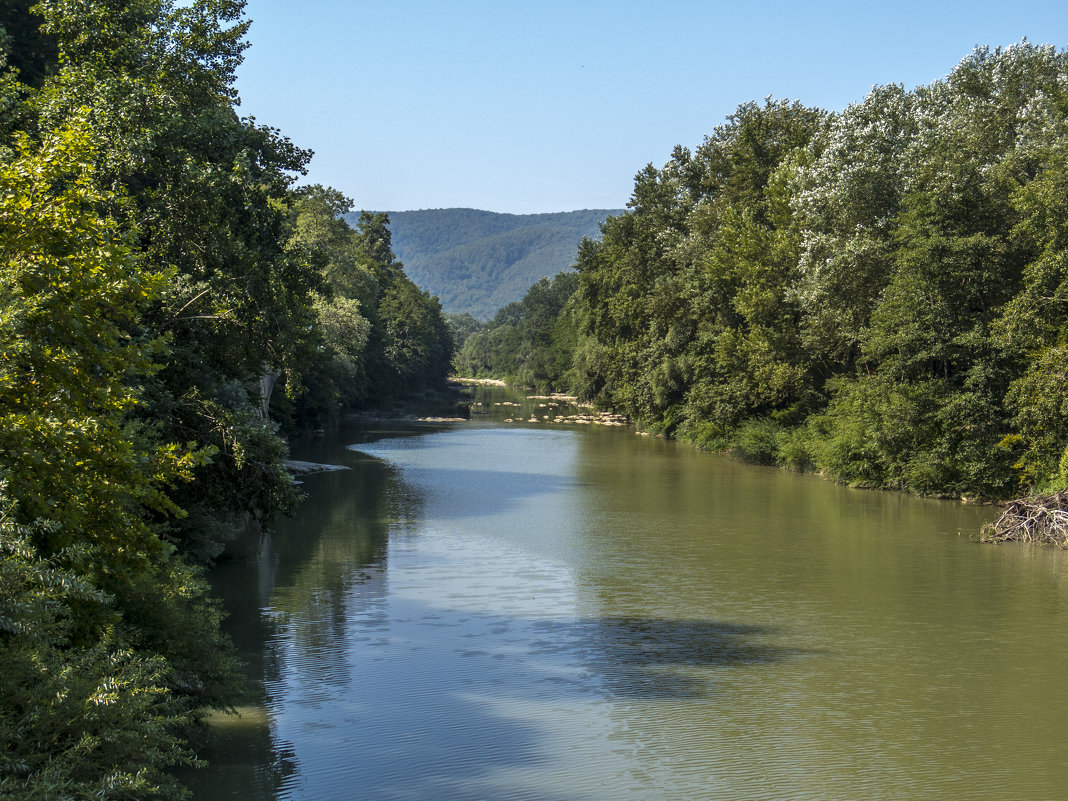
345,208,622,318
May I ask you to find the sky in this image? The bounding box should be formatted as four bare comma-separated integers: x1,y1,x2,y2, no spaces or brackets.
235,0,1068,214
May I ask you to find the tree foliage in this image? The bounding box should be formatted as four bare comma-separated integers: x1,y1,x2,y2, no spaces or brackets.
471,43,1068,501
278,199,453,426
456,271,579,391
0,109,234,800
0,2,452,796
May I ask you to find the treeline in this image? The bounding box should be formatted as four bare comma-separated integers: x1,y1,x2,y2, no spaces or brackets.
456,271,581,390
458,43,1068,502
0,2,450,798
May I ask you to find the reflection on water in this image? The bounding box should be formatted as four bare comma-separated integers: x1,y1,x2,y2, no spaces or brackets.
185,393,1068,801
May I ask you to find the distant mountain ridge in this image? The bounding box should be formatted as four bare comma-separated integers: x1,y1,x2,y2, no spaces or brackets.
344,208,623,318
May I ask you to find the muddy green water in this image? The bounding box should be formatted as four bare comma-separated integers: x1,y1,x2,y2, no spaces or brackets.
186,388,1068,800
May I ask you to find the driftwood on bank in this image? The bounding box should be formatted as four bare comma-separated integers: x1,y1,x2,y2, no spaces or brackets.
980,491,1068,548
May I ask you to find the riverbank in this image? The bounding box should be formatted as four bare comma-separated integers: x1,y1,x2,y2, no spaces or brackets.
454,378,633,429
449,376,508,387
454,379,1059,546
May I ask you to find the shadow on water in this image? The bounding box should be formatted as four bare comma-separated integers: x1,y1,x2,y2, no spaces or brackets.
184,445,419,800
535,616,804,700
196,555,804,800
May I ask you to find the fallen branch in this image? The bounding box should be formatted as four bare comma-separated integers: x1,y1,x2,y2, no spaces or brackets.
980,490,1068,548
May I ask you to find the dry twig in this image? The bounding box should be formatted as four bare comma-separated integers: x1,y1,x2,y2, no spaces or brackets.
980,490,1068,548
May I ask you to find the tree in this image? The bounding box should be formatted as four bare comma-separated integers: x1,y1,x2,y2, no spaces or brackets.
454,271,579,391
810,43,1064,497
0,113,182,578
995,60,1068,491
0,507,195,801
0,111,237,798
25,0,319,555
575,99,825,435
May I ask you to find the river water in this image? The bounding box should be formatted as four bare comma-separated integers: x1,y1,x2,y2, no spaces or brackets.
187,387,1068,801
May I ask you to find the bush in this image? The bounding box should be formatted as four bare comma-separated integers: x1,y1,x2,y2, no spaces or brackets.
676,418,730,451
775,424,816,472
731,419,782,465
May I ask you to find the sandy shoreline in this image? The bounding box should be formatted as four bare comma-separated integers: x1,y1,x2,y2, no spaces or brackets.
449,376,508,387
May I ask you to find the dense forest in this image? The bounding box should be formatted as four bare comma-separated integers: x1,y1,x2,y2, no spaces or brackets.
458,42,1068,503
361,208,621,318
0,1,451,797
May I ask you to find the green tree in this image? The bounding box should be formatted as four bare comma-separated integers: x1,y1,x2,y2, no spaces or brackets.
0,508,195,801
274,186,376,428
455,271,579,391
24,0,317,556
0,114,184,578
808,44,1064,497
995,61,1068,491
0,112,237,798
0,0,57,88
575,99,825,436
789,84,914,369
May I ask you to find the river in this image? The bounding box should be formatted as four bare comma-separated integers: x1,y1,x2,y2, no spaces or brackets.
186,387,1068,801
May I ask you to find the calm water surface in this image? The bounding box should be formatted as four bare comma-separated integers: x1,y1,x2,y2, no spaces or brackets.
188,388,1068,800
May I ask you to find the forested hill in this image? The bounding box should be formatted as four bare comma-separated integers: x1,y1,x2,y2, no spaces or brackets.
343,208,622,318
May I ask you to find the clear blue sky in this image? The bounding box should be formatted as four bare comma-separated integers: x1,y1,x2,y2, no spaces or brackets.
235,0,1068,214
